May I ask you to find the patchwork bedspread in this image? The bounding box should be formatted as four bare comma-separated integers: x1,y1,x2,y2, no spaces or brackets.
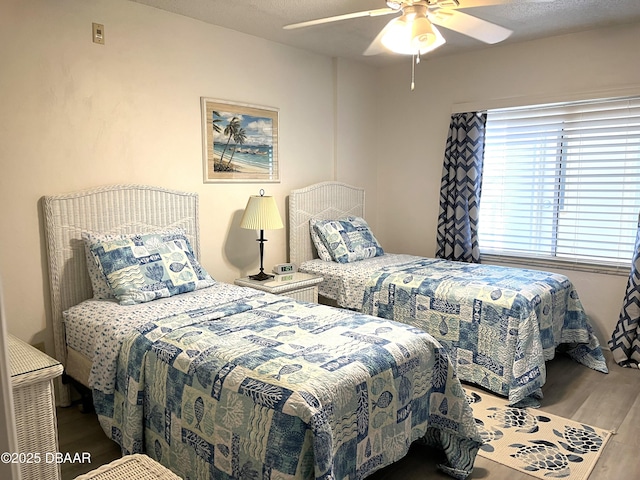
92,290,482,479
361,259,608,405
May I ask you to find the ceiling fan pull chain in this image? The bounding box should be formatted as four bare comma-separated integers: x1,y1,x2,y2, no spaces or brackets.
410,54,416,91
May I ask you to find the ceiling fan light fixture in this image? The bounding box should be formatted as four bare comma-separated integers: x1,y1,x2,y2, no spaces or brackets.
380,16,412,54
410,16,435,50
381,13,446,56
417,23,446,54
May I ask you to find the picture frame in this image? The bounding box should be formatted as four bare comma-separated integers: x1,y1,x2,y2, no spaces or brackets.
201,97,279,183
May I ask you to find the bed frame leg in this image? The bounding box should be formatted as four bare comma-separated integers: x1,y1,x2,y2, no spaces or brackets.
61,373,94,413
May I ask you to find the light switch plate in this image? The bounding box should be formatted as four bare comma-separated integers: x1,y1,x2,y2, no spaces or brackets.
92,23,105,45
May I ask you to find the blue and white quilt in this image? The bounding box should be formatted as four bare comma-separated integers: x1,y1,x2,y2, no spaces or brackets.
88,286,482,479
361,258,608,405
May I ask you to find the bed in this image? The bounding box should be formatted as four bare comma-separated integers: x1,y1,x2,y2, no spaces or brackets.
288,181,608,406
43,184,482,480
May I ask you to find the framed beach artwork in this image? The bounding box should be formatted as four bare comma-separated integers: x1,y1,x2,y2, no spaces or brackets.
201,98,279,183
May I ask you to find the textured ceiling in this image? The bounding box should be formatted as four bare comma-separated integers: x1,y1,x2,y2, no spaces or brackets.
129,0,640,66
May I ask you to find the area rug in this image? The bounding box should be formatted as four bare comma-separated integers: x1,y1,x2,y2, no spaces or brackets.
465,386,612,480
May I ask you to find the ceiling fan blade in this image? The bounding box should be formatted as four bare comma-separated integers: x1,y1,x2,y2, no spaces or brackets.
283,7,395,30
430,10,512,43
447,0,555,7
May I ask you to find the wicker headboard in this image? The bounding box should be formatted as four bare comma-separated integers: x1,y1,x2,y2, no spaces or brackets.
42,185,200,395
288,182,365,266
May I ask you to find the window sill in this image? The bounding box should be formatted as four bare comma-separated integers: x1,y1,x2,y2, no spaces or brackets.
480,253,631,277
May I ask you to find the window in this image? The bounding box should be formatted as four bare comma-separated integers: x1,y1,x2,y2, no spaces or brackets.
479,96,640,272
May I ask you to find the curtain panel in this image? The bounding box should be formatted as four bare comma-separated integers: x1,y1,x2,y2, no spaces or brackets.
609,213,640,368
436,112,487,263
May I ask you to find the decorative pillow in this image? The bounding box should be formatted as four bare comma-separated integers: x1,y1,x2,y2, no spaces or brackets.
87,230,215,305
82,228,190,299
309,219,334,262
312,216,384,264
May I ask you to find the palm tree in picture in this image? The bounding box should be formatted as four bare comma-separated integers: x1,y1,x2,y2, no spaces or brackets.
211,111,223,165
210,111,225,172
219,116,240,165
226,128,247,169
211,111,223,134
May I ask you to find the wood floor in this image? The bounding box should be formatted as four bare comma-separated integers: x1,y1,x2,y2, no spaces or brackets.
56,350,639,480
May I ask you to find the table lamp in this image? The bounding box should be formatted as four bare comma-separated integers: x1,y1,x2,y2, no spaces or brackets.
240,189,284,281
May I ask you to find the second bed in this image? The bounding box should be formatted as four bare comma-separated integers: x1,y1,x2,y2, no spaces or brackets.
289,181,608,405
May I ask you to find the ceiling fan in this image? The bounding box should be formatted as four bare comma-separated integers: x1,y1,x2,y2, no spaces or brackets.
283,0,551,57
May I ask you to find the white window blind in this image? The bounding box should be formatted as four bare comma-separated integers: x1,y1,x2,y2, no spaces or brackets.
479,96,640,271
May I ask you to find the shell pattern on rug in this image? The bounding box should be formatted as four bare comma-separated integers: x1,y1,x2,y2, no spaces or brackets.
465,388,609,478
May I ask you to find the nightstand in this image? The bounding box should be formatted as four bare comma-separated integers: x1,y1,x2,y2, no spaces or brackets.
9,334,64,480
235,272,323,303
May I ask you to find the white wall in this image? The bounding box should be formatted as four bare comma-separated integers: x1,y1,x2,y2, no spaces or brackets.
0,0,376,350
334,58,381,230
375,23,640,345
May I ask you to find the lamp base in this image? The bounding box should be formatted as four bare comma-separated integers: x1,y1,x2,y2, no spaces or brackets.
248,271,273,281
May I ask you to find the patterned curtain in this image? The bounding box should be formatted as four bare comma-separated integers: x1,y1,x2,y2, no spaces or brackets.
436,111,487,263
609,213,640,368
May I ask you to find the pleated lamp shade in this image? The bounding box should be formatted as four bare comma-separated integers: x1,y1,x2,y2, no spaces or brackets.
240,194,283,231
